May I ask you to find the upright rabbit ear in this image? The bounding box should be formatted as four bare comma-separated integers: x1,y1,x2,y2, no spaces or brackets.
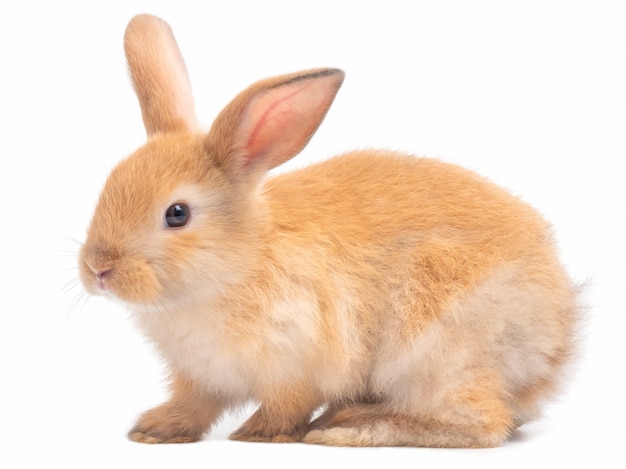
208,68,344,179
124,14,198,136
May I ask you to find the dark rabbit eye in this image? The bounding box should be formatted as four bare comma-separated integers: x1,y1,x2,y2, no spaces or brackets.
165,203,190,228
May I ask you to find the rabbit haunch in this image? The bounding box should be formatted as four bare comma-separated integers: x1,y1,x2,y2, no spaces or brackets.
79,14,579,448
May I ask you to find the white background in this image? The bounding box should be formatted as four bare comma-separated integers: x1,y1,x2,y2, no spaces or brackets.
1,1,624,467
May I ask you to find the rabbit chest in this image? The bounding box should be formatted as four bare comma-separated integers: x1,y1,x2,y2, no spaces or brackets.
132,289,360,400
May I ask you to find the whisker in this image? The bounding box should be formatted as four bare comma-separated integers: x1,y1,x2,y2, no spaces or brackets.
65,289,90,319
54,234,84,260
55,234,84,246
57,253,82,261
61,277,81,294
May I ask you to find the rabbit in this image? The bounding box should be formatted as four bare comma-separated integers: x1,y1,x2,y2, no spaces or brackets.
79,13,580,448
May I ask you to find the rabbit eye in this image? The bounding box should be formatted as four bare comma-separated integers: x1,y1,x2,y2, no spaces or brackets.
165,203,190,228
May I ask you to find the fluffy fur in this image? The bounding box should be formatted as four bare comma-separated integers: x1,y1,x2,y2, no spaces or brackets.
79,14,579,448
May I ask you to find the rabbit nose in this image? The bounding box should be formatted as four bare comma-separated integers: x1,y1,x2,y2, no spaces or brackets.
92,267,114,292
83,258,114,281
96,269,113,280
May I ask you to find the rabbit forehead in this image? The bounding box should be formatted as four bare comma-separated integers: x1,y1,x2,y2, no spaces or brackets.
110,135,207,203
123,133,209,190
89,134,216,240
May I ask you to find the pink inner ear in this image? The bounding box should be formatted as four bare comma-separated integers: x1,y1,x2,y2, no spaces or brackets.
245,82,315,166
239,78,336,170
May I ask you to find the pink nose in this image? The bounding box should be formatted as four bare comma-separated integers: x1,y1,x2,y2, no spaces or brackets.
96,269,113,280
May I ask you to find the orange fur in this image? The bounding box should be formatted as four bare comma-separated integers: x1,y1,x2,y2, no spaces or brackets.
79,14,580,448
129,373,224,443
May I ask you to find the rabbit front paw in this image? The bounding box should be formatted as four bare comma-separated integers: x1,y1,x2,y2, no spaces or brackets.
128,404,206,444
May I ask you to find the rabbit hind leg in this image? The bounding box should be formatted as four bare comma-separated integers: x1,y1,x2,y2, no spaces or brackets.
304,381,514,448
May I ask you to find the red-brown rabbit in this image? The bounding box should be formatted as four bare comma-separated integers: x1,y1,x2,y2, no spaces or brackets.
79,14,579,447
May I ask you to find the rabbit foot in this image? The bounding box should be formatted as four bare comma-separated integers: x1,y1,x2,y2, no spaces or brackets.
229,406,311,443
304,427,377,447
304,401,511,448
128,404,207,444
128,419,204,444
128,373,225,443
229,418,308,443
229,428,303,443
304,405,380,446
129,429,199,444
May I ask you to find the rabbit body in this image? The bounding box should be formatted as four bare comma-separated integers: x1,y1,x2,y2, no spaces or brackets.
79,15,579,448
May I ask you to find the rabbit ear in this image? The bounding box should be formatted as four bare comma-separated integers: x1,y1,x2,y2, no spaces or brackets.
124,14,197,136
208,68,344,178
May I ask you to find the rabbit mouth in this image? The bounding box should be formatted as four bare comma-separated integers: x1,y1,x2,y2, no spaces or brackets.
91,267,112,292
80,249,163,305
